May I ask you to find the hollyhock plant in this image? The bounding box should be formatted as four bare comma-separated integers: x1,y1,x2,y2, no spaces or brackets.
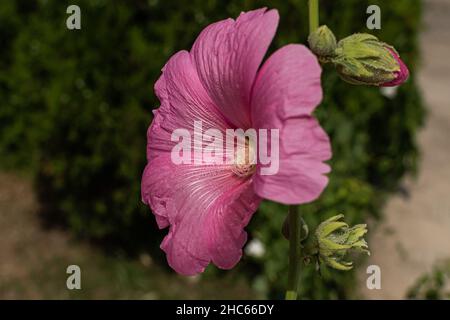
141,8,332,276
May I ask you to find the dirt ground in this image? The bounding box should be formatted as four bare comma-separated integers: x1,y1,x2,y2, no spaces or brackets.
0,171,253,299
359,0,450,299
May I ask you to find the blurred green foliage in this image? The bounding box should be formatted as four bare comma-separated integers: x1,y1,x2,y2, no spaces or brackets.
0,0,423,298
408,260,450,300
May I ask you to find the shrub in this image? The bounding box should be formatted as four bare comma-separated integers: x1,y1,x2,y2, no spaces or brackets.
407,260,450,299
0,0,423,298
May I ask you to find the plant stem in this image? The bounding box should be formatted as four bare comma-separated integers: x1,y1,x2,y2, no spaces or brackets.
309,0,320,33
285,205,302,300
285,0,321,301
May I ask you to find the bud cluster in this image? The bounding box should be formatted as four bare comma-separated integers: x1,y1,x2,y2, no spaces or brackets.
308,25,409,87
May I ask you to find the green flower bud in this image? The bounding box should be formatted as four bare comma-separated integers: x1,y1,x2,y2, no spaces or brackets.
332,33,403,86
314,214,369,271
308,25,337,62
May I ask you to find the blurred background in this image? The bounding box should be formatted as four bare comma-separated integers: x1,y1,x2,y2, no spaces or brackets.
0,0,448,299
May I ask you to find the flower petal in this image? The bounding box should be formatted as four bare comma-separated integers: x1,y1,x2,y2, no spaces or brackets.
147,50,229,162
141,159,171,229
191,8,279,129
142,155,261,275
251,44,323,126
250,44,331,204
381,48,409,87
205,180,260,269
254,116,331,204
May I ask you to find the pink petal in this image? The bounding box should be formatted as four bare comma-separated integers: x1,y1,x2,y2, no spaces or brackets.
251,44,322,127
250,44,331,204
141,158,172,229
142,154,261,275
205,180,260,269
147,50,229,162
191,8,279,129
254,116,331,204
381,48,410,87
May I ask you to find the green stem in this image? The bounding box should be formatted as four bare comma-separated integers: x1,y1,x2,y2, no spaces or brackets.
285,0,320,300
285,205,302,300
309,0,320,33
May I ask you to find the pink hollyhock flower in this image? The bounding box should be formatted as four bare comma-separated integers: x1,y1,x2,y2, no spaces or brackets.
381,48,410,87
141,8,332,275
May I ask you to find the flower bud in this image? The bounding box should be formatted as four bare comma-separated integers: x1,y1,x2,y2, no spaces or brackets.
308,25,337,62
332,33,409,86
314,214,369,271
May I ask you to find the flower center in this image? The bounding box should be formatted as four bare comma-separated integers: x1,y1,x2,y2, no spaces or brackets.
231,137,256,178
